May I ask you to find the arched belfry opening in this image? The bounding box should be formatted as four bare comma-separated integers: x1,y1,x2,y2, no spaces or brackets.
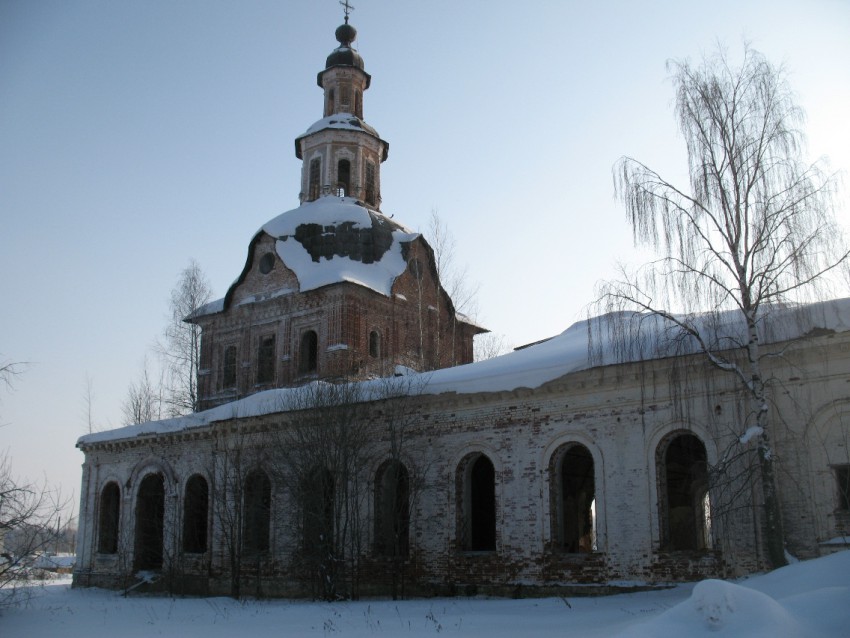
134,473,165,570
658,432,712,551
337,159,351,196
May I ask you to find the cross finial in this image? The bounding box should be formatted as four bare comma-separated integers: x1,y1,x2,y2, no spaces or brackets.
340,0,355,24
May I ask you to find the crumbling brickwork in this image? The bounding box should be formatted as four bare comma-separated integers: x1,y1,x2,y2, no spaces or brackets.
73,330,850,597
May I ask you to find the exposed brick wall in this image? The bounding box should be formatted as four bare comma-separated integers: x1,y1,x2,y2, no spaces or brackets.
74,331,850,596
196,236,481,411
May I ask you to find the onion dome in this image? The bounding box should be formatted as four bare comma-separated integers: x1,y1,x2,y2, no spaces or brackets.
325,22,364,71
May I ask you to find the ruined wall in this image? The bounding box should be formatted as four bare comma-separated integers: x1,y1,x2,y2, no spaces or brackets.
75,330,850,596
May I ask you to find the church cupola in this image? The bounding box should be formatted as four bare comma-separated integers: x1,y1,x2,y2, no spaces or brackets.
295,11,388,209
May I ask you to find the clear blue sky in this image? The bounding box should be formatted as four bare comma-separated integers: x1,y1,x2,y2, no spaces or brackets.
2,0,848,520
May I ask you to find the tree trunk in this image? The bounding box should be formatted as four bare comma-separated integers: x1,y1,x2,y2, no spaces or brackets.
747,313,787,569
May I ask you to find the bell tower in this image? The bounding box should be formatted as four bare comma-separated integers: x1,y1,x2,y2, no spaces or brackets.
295,8,388,208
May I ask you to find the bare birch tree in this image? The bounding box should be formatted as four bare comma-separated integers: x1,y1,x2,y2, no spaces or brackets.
427,210,481,367
121,359,163,426
160,259,212,415
473,332,512,361
598,44,848,569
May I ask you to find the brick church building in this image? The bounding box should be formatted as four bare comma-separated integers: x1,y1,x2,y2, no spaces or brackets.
188,17,483,411
73,16,850,598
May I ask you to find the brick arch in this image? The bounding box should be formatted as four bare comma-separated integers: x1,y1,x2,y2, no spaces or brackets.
182,473,210,554
803,399,850,543
96,481,121,555
455,450,499,552
653,429,712,551
133,472,166,570
374,459,410,557
645,422,716,550
243,468,272,555
542,434,607,552
547,442,596,553
127,456,178,492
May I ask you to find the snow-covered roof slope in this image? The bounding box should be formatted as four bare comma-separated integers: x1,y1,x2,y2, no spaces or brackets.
302,114,381,138
79,298,850,446
295,114,388,160
188,197,420,320
262,196,418,296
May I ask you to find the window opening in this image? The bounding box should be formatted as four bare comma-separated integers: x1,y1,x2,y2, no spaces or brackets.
369,330,380,358
300,330,318,374
354,89,362,118
552,444,595,553
222,345,237,389
302,468,334,559
134,473,165,570
309,158,321,201
326,89,335,116
182,475,209,553
461,454,496,551
257,335,276,384
659,433,710,551
98,482,120,554
365,162,376,205
375,461,410,557
259,252,275,274
337,159,351,197
836,465,850,510
243,470,271,554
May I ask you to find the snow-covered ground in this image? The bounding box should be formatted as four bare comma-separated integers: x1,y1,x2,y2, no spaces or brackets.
3,551,848,637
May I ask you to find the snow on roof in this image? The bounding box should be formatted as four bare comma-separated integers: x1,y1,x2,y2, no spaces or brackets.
262,196,418,296
188,197,420,321
187,297,224,320
301,113,381,139
79,298,850,447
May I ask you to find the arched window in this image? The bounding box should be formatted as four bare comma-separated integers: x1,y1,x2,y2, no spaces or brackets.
459,453,496,551
182,474,209,553
243,470,271,554
134,473,165,570
326,88,335,116
365,162,376,205
300,330,318,374
337,159,351,196
657,433,711,551
375,461,410,557
256,335,276,384
98,482,120,554
302,467,334,558
222,345,237,389
354,90,362,118
309,158,321,200
369,330,380,358
550,444,595,552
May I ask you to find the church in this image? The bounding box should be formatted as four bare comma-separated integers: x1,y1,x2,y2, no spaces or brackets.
73,15,850,598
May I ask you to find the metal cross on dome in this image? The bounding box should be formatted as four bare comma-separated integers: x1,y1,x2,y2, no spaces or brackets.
340,0,355,23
